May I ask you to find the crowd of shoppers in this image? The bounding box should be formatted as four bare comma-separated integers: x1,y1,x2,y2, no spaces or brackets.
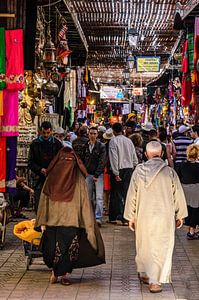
24,118,199,292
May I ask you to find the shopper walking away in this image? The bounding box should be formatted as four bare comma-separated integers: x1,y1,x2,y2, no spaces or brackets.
28,121,62,212
35,147,105,285
124,141,187,293
82,126,106,226
173,124,193,175
178,144,199,239
109,123,138,224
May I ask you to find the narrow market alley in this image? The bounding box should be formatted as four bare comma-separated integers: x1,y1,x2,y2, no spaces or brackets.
0,221,199,300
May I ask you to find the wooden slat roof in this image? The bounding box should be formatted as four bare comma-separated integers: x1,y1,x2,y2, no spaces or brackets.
69,0,188,69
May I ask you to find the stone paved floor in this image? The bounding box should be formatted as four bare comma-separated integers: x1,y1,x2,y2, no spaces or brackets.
0,217,199,300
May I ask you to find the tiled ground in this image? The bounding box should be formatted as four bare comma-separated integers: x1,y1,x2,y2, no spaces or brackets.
0,217,199,300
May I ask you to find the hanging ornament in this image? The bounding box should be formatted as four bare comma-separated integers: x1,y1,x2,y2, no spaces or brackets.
127,53,135,72
42,77,59,96
56,20,72,65
43,24,56,68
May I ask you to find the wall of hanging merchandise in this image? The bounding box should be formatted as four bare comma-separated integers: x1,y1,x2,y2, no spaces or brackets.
39,113,59,130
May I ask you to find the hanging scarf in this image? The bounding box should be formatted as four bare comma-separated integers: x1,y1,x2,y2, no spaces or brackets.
187,31,194,71
6,137,17,193
5,29,24,90
181,39,192,107
182,74,192,107
0,28,6,90
0,89,19,136
182,39,189,73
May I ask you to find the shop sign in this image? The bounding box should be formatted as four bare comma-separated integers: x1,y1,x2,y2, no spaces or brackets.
100,86,122,99
136,56,160,73
132,88,143,96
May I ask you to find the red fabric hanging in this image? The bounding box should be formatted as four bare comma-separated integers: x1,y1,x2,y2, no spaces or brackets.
182,40,189,73
181,74,192,107
5,29,24,90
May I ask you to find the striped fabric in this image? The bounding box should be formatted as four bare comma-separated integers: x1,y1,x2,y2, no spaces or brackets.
173,135,193,163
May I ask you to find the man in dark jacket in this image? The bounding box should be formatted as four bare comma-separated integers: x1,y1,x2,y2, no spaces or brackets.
82,126,106,226
28,121,62,211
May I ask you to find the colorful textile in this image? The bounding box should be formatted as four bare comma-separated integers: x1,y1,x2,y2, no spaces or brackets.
182,39,193,107
0,89,18,136
0,91,3,116
0,28,6,90
182,40,189,73
182,74,192,107
193,17,199,89
187,31,194,71
0,137,6,192
5,29,24,90
6,137,17,193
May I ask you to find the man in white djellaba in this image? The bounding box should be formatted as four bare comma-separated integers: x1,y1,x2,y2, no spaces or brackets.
124,141,188,293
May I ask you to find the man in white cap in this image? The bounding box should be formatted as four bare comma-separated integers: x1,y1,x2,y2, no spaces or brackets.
173,124,193,175
54,127,72,148
124,141,187,293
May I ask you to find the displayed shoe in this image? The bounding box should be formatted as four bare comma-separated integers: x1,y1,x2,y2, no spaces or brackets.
149,283,162,293
187,232,199,240
49,272,58,284
60,277,71,285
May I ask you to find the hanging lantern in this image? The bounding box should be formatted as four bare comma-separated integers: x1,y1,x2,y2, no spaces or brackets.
42,78,59,96
127,53,135,72
43,24,56,68
123,69,130,80
128,28,139,48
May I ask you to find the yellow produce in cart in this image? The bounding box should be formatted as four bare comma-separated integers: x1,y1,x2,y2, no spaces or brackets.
13,219,42,245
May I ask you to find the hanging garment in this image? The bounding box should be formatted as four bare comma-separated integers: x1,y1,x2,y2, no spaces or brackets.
0,137,6,192
0,89,18,136
187,31,194,71
182,74,192,107
5,29,24,90
0,28,6,90
6,137,17,193
0,91,3,116
193,17,199,88
182,40,189,73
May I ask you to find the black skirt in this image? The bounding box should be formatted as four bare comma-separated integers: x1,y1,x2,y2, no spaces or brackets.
41,226,105,277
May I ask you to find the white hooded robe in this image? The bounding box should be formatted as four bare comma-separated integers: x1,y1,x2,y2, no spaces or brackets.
124,158,188,283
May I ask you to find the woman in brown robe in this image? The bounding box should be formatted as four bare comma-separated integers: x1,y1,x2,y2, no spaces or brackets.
35,147,105,285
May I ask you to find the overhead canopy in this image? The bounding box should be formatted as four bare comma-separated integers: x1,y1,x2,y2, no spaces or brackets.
69,0,188,68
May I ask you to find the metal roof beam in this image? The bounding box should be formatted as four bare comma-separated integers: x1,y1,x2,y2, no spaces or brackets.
63,0,88,52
